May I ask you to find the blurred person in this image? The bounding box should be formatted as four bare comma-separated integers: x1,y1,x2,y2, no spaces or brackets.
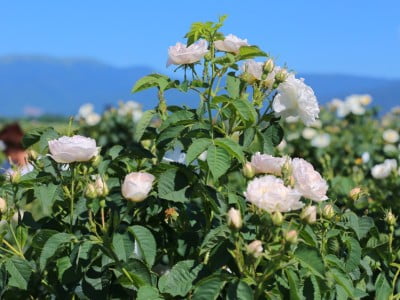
0,123,32,175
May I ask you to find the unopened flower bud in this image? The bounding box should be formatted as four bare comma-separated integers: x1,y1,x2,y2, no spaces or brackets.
85,183,97,199
94,176,109,197
0,197,7,213
275,69,288,83
322,204,335,220
27,149,39,161
300,206,317,224
271,211,284,226
92,155,102,167
386,211,397,226
241,72,257,85
227,207,242,230
243,162,255,178
263,59,274,73
285,230,298,244
10,170,21,184
349,187,362,201
247,240,263,257
141,139,152,149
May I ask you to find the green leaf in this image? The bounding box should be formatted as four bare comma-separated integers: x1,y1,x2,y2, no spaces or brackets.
158,260,203,297
157,167,189,203
227,280,253,300
56,256,72,281
39,233,73,271
137,286,164,300
375,274,392,299
237,45,267,60
342,212,374,240
15,226,28,250
226,74,240,98
192,275,226,300
215,137,245,163
206,145,231,180
129,225,157,267
303,275,321,300
199,225,230,256
263,123,284,147
294,244,325,279
285,269,303,300
330,268,355,297
34,183,60,216
159,110,195,131
134,110,156,142
112,232,135,262
118,258,152,289
132,73,170,93
5,257,32,290
108,145,123,159
186,138,212,164
344,237,361,272
231,98,257,125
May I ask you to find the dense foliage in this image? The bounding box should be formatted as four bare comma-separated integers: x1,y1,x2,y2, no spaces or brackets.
0,17,400,299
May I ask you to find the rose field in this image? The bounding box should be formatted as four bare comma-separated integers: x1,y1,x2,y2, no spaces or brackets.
1,17,400,299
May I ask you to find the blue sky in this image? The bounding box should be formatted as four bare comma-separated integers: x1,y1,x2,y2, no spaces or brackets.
1,0,400,78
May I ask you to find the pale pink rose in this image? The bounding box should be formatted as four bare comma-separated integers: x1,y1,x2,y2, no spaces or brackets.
244,175,303,212
291,158,328,202
227,207,242,229
241,60,264,80
250,152,288,176
247,240,263,257
48,135,99,163
167,40,209,66
300,205,317,224
122,172,155,202
214,34,249,54
0,197,6,213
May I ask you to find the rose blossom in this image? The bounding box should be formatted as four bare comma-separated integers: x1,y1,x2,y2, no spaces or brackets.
302,128,317,140
122,172,155,202
241,60,263,80
214,34,249,54
272,74,320,126
167,40,208,66
48,135,99,163
250,152,288,176
244,175,303,212
291,158,328,202
311,133,331,148
383,129,399,144
300,205,317,224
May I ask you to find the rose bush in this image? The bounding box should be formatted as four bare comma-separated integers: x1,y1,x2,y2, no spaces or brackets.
0,17,399,299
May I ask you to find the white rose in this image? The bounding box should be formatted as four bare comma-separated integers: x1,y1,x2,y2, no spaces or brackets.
122,172,155,202
214,34,249,54
384,159,398,170
48,135,99,163
250,152,288,176
311,133,331,148
227,207,242,230
345,95,365,115
273,74,320,126
361,152,370,163
167,40,209,66
302,128,317,140
0,197,6,213
244,175,303,212
358,94,372,106
77,103,94,119
291,158,328,202
383,129,399,144
241,60,263,80
300,205,317,224
371,162,392,179
85,113,101,126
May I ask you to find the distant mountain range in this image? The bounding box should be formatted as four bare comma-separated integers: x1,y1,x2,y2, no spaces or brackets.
0,55,399,117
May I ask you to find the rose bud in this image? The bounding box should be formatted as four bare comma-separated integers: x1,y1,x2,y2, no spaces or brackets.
274,69,288,83
285,230,298,244
122,172,155,202
263,59,274,73
243,162,256,179
271,211,284,226
300,206,317,224
0,197,7,213
48,135,99,163
247,240,263,258
94,176,109,197
322,204,335,220
386,210,397,226
227,207,242,230
85,183,97,199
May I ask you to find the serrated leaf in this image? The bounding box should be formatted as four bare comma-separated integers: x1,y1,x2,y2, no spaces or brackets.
294,244,325,279
128,225,157,267
215,137,244,163
34,183,60,216
231,98,257,125
137,286,164,300
237,46,268,60
134,110,156,142
330,268,355,297
159,110,195,131
107,145,123,159
344,237,361,272
5,257,32,290
158,260,203,297
157,167,189,203
226,74,240,98
40,233,73,271
286,269,303,300
132,73,170,93
199,225,230,256
186,138,212,164
206,145,231,180
375,274,392,299
192,275,226,300
263,123,283,147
